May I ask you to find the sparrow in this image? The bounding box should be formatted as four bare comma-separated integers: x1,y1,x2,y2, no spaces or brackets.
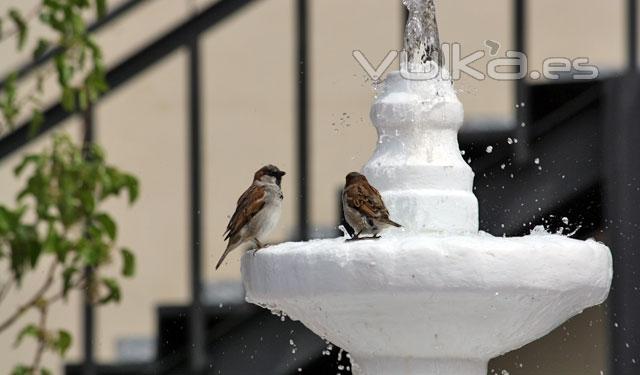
216,165,286,270
342,172,401,240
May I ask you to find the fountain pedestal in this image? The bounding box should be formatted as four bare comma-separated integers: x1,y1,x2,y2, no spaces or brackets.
242,233,611,375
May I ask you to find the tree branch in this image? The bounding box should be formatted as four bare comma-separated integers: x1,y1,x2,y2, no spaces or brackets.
46,275,87,305
30,303,48,374
0,260,56,334
0,279,13,305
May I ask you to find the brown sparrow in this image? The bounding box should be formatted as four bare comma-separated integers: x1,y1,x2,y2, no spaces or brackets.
216,165,286,270
342,172,401,240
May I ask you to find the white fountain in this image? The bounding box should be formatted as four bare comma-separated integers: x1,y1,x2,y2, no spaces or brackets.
242,1,613,374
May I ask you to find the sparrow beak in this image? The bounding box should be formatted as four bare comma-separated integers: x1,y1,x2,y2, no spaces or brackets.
277,171,286,177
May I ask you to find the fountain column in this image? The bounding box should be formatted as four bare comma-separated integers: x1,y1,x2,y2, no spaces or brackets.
364,71,477,233
364,0,476,234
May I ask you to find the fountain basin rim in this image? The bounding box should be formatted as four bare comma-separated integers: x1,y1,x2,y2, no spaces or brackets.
242,232,612,304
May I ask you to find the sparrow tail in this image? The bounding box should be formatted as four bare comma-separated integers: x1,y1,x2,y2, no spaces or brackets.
384,218,402,228
215,239,240,270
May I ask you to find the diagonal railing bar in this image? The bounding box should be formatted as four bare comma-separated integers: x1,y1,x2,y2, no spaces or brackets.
0,0,147,92
0,0,258,161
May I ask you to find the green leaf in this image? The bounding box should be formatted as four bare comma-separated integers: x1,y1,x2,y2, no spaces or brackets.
124,175,139,204
53,329,72,356
30,108,44,134
10,224,41,281
0,73,19,127
78,88,88,111
43,224,59,252
94,212,116,240
43,0,63,10
33,38,50,60
11,365,30,375
71,13,85,35
14,324,40,347
8,9,27,50
41,368,52,375
95,0,107,18
61,87,75,112
99,277,121,304
62,267,78,297
0,206,10,233
79,242,109,266
55,54,72,86
13,154,39,176
120,248,135,278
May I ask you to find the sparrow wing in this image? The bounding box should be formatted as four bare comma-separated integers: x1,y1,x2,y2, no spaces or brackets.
224,184,267,241
345,182,390,220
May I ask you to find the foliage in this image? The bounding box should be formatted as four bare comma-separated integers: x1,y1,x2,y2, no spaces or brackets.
0,0,110,132
0,133,139,374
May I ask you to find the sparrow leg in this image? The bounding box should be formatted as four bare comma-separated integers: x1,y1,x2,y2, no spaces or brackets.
251,239,265,257
355,236,379,241
346,230,363,242
353,232,381,241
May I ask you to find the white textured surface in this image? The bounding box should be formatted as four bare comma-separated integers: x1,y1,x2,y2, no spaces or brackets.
364,71,478,234
243,232,612,372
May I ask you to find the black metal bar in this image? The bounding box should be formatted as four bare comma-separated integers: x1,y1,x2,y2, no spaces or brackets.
629,0,638,71
0,0,147,91
187,37,205,374
513,0,529,164
82,109,96,375
0,0,258,161
604,74,640,375
296,0,310,240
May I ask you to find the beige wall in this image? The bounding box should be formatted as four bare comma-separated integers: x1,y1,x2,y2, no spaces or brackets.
0,0,629,373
